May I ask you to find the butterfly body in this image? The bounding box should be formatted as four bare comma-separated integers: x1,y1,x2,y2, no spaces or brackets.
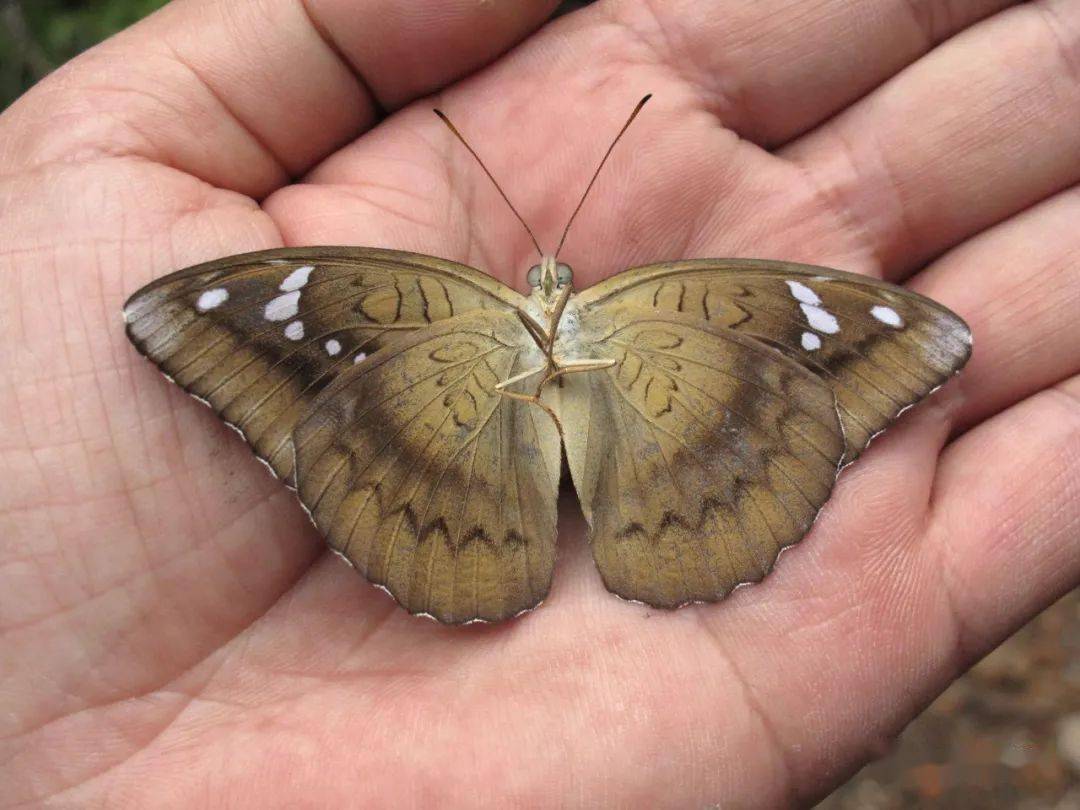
123,246,970,623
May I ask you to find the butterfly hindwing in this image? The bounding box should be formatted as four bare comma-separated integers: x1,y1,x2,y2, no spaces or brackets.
293,310,562,624
123,247,524,481
556,304,845,608
577,260,972,459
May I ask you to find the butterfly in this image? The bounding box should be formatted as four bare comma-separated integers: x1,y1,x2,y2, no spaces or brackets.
123,96,971,624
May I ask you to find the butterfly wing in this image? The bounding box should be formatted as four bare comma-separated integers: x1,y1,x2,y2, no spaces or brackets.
575,259,972,459
293,310,561,623
556,303,845,608
123,247,525,481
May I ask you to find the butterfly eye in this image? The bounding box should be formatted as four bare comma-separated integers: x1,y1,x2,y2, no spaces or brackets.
527,265,542,287
556,262,573,286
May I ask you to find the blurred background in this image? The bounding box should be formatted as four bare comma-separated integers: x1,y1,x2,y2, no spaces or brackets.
0,0,166,107
0,1,1076,807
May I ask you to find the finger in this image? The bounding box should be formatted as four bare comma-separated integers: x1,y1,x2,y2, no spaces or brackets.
786,0,1080,278
0,0,558,197
930,374,1080,658
303,0,556,108
687,376,1078,802
686,402,970,803
911,187,1080,431
688,185,1080,799
585,0,1018,145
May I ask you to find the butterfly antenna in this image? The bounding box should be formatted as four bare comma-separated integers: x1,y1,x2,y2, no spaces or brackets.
554,94,652,259
434,108,545,258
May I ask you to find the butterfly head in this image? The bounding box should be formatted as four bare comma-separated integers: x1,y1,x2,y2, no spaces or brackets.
527,255,573,301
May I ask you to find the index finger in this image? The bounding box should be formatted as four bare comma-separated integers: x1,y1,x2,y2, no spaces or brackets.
0,0,558,197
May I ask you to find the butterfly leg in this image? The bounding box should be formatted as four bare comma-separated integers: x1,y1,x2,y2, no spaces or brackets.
494,358,613,399
494,366,550,396
516,309,551,353
500,290,605,438
493,368,565,440
515,285,573,358
547,357,616,381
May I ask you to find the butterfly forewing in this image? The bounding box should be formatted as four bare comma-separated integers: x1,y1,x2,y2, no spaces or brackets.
293,310,562,624
123,247,524,481
556,304,845,608
577,260,972,459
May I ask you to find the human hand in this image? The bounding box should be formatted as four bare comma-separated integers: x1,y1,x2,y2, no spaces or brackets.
2,0,1077,805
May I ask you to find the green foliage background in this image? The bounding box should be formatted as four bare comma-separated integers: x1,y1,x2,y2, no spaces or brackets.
0,0,170,109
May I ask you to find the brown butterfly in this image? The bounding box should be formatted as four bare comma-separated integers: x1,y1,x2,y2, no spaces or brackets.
123,96,971,624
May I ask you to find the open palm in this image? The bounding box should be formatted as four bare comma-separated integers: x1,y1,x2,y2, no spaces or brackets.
2,0,1078,806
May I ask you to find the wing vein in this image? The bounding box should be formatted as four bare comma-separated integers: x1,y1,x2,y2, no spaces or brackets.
610,340,837,463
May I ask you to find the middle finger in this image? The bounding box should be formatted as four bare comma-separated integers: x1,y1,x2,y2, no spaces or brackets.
785,0,1080,280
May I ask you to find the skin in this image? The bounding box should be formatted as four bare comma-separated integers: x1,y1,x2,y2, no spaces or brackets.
1,0,1078,805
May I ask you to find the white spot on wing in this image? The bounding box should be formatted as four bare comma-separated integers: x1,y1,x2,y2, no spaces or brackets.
801,303,840,334
786,280,821,305
871,305,904,328
196,288,229,311
265,290,300,321
280,265,314,291
801,331,821,351
325,338,341,356
353,352,367,364
285,320,304,341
